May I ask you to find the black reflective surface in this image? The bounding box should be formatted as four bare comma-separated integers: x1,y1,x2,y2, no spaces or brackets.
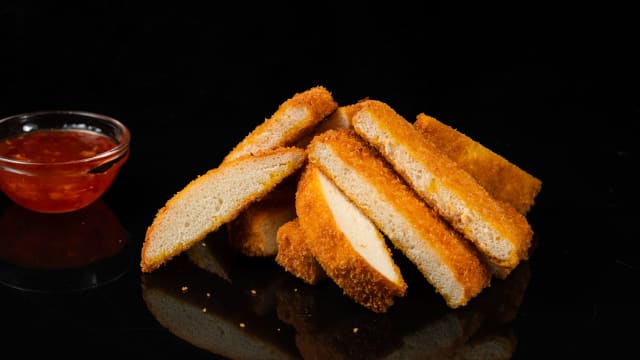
1,3,637,359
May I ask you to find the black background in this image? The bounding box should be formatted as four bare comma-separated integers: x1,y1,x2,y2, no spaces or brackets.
1,2,638,358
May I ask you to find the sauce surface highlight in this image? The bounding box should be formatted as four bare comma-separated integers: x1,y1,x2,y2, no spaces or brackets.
0,128,117,163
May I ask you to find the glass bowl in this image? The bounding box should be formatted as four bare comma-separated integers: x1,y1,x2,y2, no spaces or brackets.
0,110,130,213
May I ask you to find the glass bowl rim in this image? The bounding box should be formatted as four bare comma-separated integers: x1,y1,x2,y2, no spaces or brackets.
0,110,131,169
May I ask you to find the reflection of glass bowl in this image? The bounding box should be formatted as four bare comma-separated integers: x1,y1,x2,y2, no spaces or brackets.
0,110,130,213
0,200,133,293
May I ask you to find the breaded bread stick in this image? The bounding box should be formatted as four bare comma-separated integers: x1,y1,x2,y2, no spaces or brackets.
414,113,541,215
275,218,327,285
141,147,306,273
227,181,297,257
294,101,360,148
307,129,490,308
296,164,407,313
222,85,337,164
318,101,366,130
351,100,533,275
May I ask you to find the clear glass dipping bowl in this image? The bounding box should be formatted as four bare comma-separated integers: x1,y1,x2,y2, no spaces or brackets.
0,110,130,213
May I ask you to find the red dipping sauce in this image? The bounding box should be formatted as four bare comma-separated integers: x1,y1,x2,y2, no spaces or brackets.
0,128,127,213
1,129,117,162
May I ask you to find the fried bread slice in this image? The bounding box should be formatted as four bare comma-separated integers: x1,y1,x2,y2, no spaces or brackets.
141,147,306,273
316,101,366,131
307,128,491,308
222,86,337,164
414,113,541,215
296,164,407,313
227,181,297,257
294,101,360,148
142,268,300,360
275,218,327,285
351,100,532,275
187,234,237,283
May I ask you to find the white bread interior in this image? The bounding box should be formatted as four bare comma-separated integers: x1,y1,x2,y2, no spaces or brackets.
227,181,297,257
141,85,542,314
141,147,306,273
296,164,407,313
222,85,337,164
351,100,532,274
307,128,491,308
142,278,300,360
413,113,542,215
294,102,357,148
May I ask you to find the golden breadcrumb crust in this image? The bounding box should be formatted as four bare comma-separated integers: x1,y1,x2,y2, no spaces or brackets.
141,147,306,273
141,84,543,314
294,101,362,148
322,100,367,129
414,113,541,215
275,218,327,285
352,100,532,270
222,85,338,164
227,183,297,257
296,164,407,313
308,129,491,308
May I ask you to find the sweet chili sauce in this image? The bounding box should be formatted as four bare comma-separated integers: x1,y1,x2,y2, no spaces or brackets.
0,128,124,213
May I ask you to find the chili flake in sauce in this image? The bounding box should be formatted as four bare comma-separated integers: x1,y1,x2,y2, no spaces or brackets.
0,129,116,163
0,129,124,213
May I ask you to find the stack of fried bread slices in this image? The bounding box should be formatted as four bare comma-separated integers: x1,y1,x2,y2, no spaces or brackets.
141,85,541,313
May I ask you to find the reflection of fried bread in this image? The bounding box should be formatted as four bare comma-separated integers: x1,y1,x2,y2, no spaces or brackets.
275,252,530,360
275,278,400,359
414,113,541,215
307,128,491,308
380,312,480,360
275,218,327,285
142,85,542,316
222,85,337,164
381,260,531,359
142,268,300,360
186,232,237,283
141,147,306,273
351,100,533,276
452,329,517,360
473,260,532,326
227,181,297,257
296,164,407,313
